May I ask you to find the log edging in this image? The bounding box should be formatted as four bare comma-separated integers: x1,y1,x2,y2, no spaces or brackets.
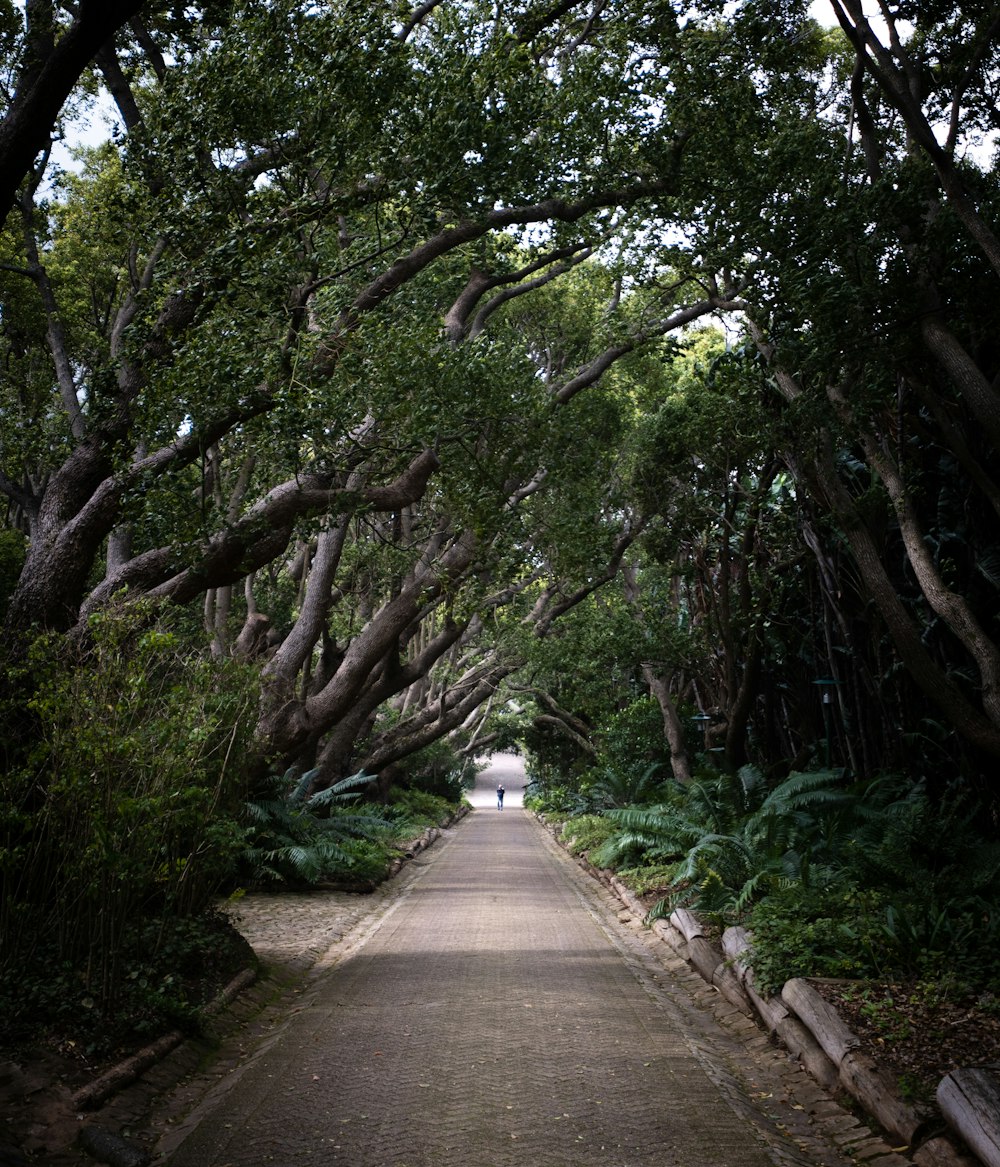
71,966,258,1112
937,1067,1000,1167
541,817,984,1167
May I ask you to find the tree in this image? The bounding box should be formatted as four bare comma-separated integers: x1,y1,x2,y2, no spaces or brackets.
0,0,147,226
667,0,1000,778
2,0,746,796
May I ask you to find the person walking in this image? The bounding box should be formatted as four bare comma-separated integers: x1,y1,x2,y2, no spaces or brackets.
496,784,505,810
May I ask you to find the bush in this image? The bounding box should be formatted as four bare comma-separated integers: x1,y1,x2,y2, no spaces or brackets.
387,786,458,832
581,762,666,810
746,879,890,994
744,783,1000,995
335,837,394,885
524,781,591,818
387,736,477,801
239,770,391,887
561,813,616,856
0,605,257,1019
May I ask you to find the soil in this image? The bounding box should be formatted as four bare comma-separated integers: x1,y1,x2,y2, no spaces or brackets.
629,883,1000,1111
812,978,1000,1104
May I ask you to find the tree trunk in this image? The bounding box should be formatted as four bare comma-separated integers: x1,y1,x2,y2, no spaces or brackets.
642,667,692,783
811,446,1000,759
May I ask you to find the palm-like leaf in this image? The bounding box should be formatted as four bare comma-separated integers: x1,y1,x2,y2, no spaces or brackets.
241,769,390,886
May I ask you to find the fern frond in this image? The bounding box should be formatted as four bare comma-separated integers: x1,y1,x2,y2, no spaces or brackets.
307,771,377,811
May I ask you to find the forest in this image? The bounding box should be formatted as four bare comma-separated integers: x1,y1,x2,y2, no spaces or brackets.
1,0,999,1068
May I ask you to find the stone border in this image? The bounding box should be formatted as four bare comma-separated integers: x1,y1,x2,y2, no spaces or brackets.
542,822,984,1167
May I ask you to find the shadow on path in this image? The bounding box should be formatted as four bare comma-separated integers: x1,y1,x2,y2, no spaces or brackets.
153,755,859,1167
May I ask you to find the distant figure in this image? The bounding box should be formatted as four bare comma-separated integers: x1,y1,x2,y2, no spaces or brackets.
497,784,505,810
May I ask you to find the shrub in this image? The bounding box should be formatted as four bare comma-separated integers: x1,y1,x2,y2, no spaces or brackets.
524,781,591,818
561,814,616,856
335,837,394,885
239,770,391,887
387,786,457,833
746,879,889,994
744,783,1000,994
0,605,257,1019
582,762,666,810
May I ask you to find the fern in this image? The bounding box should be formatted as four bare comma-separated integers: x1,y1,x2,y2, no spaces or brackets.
240,769,390,886
586,762,665,810
590,767,865,922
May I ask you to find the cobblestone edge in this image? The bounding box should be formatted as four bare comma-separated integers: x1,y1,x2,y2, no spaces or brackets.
536,814,981,1167
57,807,470,1165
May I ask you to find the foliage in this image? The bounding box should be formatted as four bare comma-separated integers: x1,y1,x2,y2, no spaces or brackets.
0,907,254,1057
0,604,257,1016
546,758,1000,1000
746,879,889,994
239,769,391,886
560,814,617,857
583,761,666,810
3,0,1000,1060
0,528,25,619
386,786,460,833
523,779,591,820
747,783,1000,993
238,772,462,890
613,863,680,898
387,735,478,803
592,699,671,783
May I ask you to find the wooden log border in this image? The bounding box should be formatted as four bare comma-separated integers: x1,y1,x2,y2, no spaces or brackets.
72,805,469,1111
540,817,987,1167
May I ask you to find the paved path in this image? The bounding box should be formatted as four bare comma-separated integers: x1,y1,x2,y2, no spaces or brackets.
153,757,860,1167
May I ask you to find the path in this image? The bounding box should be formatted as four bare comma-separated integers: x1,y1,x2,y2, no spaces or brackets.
152,756,860,1167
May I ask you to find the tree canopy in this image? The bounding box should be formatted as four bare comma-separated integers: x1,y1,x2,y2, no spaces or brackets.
2,0,999,918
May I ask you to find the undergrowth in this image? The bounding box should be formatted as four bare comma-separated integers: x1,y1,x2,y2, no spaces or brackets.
0,908,253,1064
531,764,1000,999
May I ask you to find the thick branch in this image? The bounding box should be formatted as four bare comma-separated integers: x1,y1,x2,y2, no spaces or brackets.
531,528,637,637
359,664,513,774
553,297,736,404
314,176,681,375
0,0,145,227
444,244,590,345
81,449,441,616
